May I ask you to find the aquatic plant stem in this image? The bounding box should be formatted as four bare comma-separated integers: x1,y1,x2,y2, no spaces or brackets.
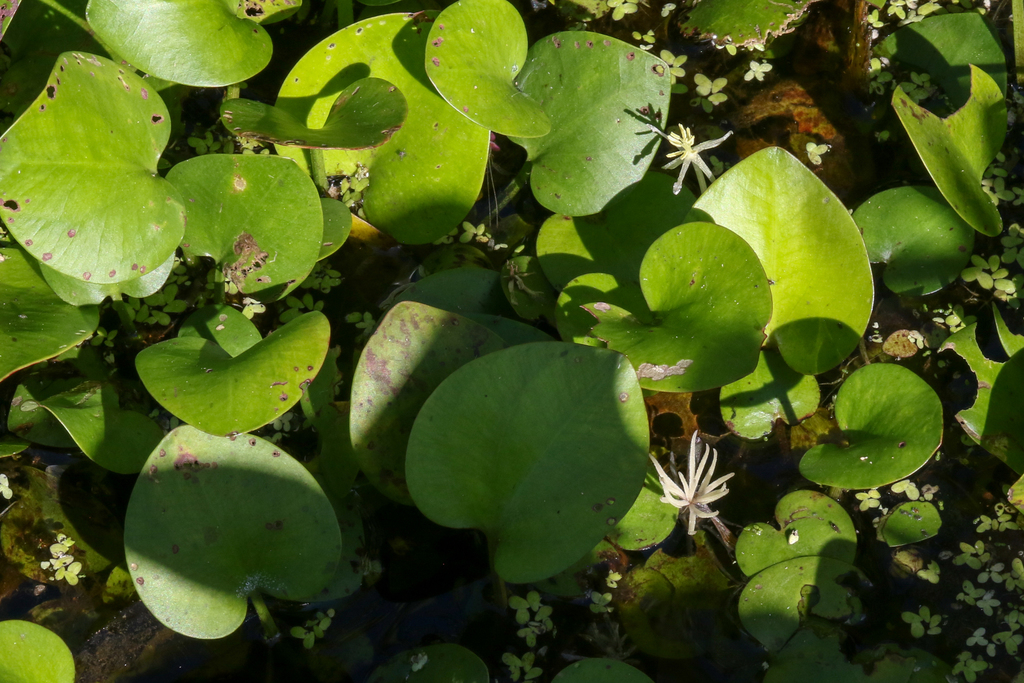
337,0,353,29
488,538,508,609
483,163,530,226
249,591,280,641
310,149,329,195
1015,0,1024,85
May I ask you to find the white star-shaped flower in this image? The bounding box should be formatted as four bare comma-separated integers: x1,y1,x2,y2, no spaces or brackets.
648,124,732,195
649,430,735,535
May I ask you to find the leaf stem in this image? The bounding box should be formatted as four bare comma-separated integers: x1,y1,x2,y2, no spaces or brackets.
1015,0,1024,85
310,148,329,195
336,0,353,29
488,537,508,609
249,590,280,642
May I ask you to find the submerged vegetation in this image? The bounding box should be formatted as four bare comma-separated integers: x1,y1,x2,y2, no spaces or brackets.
0,0,1023,680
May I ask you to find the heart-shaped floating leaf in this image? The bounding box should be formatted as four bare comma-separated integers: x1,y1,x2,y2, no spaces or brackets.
220,78,407,149
764,629,952,683
395,268,517,318
40,253,175,307
879,12,1006,109
555,273,646,347
167,154,321,301
0,53,185,284
0,0,107,118
87,0,272,87
720,350,820,440
136,310,330,436
368,643,489,683
9,377,80,448
351,302,506,504
318,198,352,260
510,32,671,216
893,65,1005,237
878,501,941,547
586,221,771,393
124,426,342,639
692,147,873,375
735,490,856,577
605,468,679,551
680,0,823,50
31,381,163,474
424,0,549,138
739,557,869,652
799,363,943,489
552,659,654,683
0,247,98,383
177,304,262,357
0,621,75,683
407,343,649,583
275,14,489,244
853,186,974,296
941,315,1024,472
616,541,732,659
537,173,695,290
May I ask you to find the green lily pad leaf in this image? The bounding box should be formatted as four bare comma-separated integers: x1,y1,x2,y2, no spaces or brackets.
136,311,330,436
275,13,489,244
124,426,342,639
220,78,407,149
310,402,361,508
616,540,732,659
679,0,822,50
466,314,553,345
605,467,678,551
302,490,365,600
735,490,856,577
0,621,75,683
552,659,654,683
86,0,272,87
407,343,649,583
0,0,107,118
177,304,262,357
396,268,517,318
879,13,1006,108
692,147,873,375
0,436,30,456
799,363,943,490
37,251,176,306
32,381,163,474
941,321,1024,471
765,629,952,683
510,32,671,216
501,255,558,323
720,350,821,440
424,0,549,138
319,199,351,260
0,53,186,284
740,556,870,652
878,501,941,547
555,273,645,348
994,304,1024,356
892,65,1005,237
367,643,488,683
351,302,506,504
236,0,302,24
537,173,695,290
8,378,79,448
0,248,99,383
167,154,322,301
853,186,974,296
1,466,122,582
299,346,343,426
585,222,771,392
